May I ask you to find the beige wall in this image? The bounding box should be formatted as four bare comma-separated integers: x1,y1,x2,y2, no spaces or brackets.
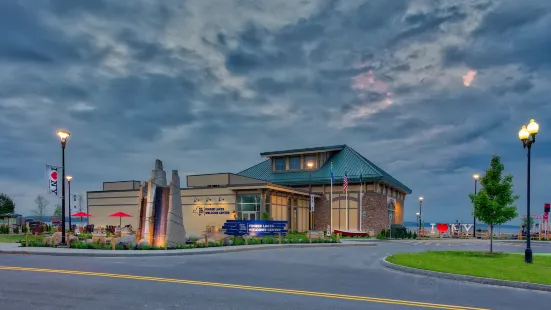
182,187,236,237
187,174,229,187
88,189,140,227
89,205,139,227
103,181,140,191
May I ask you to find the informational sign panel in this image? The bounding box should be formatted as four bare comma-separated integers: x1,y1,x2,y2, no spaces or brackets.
46,164,62,197
222,220,288,236
310,195,315,212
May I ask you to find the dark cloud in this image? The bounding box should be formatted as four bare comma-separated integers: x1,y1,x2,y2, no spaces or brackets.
2,0,551,225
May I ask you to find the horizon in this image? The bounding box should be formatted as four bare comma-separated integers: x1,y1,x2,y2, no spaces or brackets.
2,1,551,226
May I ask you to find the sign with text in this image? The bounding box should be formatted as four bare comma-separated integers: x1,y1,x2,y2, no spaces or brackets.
222,220,288,236
310,195,315,212
46,164,62,197
193,205,230,216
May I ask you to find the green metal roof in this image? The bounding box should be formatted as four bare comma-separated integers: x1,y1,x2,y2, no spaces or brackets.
238,145,412,193
260,145,346,157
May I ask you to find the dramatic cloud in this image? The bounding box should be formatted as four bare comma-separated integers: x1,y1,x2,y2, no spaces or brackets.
2,0,551,224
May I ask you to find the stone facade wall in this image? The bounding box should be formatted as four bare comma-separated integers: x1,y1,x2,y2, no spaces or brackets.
362,192,389,235
313,191,390,234
313,194,330,231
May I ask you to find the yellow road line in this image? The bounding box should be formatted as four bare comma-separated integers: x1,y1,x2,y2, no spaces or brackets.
0,266,489,310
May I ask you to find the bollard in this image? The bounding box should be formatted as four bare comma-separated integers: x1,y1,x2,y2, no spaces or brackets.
164,235,168,250
67,232,71,248
204,234,208,248
278,233,282,244
111,235,115,250
25,232,29,247
337,233,341,243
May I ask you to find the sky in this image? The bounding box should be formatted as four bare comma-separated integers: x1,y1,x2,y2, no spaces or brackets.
1,0,551,224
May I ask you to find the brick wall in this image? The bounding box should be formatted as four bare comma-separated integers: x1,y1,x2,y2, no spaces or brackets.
362,192,389,234
313,194,330,231
313,191,390,234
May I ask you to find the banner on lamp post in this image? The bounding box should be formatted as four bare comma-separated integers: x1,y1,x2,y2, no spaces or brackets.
46,164,62,197
310,194,315,212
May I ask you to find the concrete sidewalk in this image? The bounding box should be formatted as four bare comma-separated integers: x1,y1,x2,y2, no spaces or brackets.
0,241,375,257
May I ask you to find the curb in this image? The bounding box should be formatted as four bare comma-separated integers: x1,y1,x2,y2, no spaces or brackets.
381,256,551,293
0,242,376,257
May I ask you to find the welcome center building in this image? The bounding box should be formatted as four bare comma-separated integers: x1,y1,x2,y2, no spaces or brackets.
87,145,412,238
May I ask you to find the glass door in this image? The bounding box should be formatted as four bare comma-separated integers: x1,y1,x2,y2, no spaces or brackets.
242,211,256,220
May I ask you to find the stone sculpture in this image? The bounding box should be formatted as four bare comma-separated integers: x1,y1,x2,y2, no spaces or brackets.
137,159,187,248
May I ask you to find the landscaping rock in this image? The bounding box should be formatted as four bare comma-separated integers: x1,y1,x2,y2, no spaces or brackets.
196,232,230,245
137,239,150,247
116,235,137,249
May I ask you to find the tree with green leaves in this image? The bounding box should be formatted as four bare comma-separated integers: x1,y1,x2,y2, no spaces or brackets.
522,216,534,231
53,204,62,221
0,193,15,215
469,155,519,253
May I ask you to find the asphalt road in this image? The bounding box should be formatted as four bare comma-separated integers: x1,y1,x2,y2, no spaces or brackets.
0,239,550,310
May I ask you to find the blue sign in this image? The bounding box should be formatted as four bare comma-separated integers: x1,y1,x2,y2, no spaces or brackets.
222,220,288,236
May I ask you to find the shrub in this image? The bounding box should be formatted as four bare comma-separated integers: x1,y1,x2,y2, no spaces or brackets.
22,226,28,233
13,227,19,234
413,232,417,239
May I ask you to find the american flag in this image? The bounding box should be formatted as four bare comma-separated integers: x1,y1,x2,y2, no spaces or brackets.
343,172,348,191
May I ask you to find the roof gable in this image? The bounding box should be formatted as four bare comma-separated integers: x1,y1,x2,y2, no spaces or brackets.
238,145,411,193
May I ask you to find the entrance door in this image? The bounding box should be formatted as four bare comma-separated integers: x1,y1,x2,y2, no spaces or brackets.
242,212,256,220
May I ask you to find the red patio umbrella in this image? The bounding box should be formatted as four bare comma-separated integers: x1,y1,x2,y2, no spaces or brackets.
109,212,132,227
71,212,92,228
72,212,92,217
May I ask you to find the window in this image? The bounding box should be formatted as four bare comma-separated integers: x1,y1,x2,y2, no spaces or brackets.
289,156,301,170
274,158,286,171
237,194,261,220
304,155,316,169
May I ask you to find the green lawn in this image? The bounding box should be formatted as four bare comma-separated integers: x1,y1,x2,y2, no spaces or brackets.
0,234,28,243
387,251,551,285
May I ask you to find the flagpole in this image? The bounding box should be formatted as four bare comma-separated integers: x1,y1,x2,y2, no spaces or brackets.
330,164,333,234
360,180,363,232
346,186,349,231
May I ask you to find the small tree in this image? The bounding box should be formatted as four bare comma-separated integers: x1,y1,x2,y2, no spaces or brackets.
0,193,15,215
32,195,49,222
53,204,62,221
77,194,85,213
522,216,534,231
469,155,519,253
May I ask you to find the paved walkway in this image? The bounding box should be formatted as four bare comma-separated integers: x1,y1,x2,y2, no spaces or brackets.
0,241,375,257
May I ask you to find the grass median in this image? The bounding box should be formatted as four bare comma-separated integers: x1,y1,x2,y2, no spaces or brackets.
0,235,27,243
387,251,551,285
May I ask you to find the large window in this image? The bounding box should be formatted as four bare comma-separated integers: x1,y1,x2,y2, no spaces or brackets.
289,156,301,170
304,155,316,169
274,158,286,171
237,194,261,220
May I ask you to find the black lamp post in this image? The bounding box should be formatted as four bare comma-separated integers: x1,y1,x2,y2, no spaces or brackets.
307,161,314,230
66,175,72,233
473,174,479,238
519,119,539,264
57,130,70,245
418,196,423,233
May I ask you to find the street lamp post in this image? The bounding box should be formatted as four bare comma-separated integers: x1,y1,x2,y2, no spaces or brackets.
66,175,72,233
473,174,479,238
519,119,539,264
307,161,314,230
418,196,423,233
57,130,70,245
